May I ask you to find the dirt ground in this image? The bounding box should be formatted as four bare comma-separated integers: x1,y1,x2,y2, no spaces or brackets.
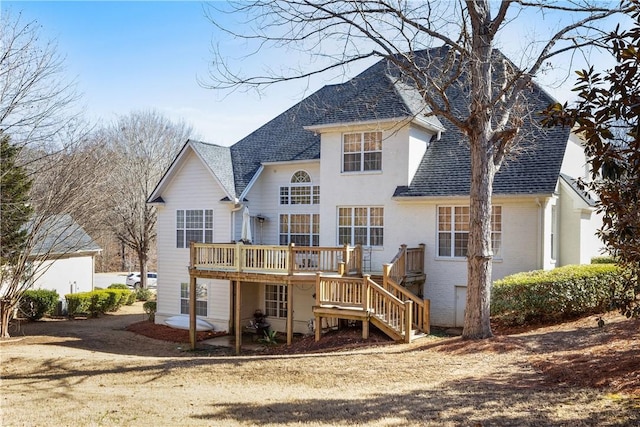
1,302,639,426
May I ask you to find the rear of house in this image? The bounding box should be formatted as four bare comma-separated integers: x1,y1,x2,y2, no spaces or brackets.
150,49,604,338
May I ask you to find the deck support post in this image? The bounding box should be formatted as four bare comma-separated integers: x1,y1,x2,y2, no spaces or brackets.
189,275,197,350
404,300,413,343
287,283,293,345
423,299,431,335
234,280,241,355
362,275,371,339
314,314,322,341
314,272,321,342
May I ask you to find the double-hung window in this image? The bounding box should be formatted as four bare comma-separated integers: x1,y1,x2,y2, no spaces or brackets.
342,131,382,172
264,284,287,318
337,207,384,247
180,282,208,316
437,206,502,258
279,214,319,246
176,209,213,248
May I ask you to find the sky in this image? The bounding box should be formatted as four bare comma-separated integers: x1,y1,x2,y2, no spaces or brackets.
1,1,623,147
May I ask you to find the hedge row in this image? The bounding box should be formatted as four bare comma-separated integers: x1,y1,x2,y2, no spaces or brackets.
65,288,135,318
491,264,622,326
20,289,60,320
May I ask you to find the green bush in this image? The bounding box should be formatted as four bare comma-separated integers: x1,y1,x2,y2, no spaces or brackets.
125,291,137,305
65,292,91,318
491,264,623,326
591,256,617,264
108,283,129,289
143,301,157,322
19,289,59,320
135,288,153,301
65,289,132,317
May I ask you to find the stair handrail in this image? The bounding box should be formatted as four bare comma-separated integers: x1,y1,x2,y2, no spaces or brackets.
382,269,429,333
366,275,412,341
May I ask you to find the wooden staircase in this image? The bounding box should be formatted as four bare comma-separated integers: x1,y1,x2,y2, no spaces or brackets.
313,245,429,343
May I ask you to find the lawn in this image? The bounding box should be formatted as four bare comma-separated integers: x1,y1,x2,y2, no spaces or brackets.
1,303,638,426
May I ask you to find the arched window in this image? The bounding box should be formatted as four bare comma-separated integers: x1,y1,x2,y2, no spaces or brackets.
280,170,320,205
291,170,311,183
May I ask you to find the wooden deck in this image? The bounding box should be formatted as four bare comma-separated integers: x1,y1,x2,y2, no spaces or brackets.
187,242,429,353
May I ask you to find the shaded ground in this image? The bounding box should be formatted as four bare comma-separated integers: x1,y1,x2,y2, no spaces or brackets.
126,309,640,395
1,303,639,426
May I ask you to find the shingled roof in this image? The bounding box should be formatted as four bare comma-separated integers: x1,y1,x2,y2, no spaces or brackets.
219,48,569,198
29,214,101,257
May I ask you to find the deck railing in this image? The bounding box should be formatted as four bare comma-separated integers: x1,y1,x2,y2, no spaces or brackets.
382,243,429,334
190,242,360,275
315,274,412,341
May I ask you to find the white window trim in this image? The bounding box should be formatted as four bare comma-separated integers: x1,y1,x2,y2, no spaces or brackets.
341,131,382,173
279,170,320,205
279,213,319,246
176,209,213,248
337,206,384,247
180,282,208,317
264,284,288,319
436,205,502,260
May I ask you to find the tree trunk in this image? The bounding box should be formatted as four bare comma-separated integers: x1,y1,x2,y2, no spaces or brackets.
138,250,147,289
463,133,496,339
463,0,496,339
0,298,14,338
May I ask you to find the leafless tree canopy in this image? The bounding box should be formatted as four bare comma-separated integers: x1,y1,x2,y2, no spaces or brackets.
0,10,81,149
101,110,193,287
203,0,625,338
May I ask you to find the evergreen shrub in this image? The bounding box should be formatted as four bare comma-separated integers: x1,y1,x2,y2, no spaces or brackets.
19,289,59,320
491,264,622,326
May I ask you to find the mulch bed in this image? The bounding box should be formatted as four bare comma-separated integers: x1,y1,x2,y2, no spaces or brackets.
126,321,225,343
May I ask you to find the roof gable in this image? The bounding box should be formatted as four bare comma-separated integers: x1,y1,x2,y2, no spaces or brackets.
148,139,236,203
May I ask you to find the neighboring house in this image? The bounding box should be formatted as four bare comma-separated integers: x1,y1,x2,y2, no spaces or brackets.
28,214,101,303
148,48,602,346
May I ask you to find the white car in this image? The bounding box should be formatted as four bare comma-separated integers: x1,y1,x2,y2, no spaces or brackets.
126,272,157,289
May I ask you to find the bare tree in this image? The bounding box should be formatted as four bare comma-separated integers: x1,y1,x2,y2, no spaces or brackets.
0,10,101,338
0,10,81,149
102,110,193,289
203,0,625,338
0,129,108,338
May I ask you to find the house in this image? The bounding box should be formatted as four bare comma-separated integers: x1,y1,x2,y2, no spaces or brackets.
27,214,101,305
148,48,602,350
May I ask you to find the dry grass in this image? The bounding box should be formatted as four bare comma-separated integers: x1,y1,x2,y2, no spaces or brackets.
1,303,639,426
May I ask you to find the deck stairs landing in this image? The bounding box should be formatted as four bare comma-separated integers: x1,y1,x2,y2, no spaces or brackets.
314,245,429,343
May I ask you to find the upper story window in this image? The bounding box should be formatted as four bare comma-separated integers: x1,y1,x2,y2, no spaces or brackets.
176,209,213,248
338,206,384,247
279,213,319,246
437,206,502,258
280,170,320,205
342,131,382,172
